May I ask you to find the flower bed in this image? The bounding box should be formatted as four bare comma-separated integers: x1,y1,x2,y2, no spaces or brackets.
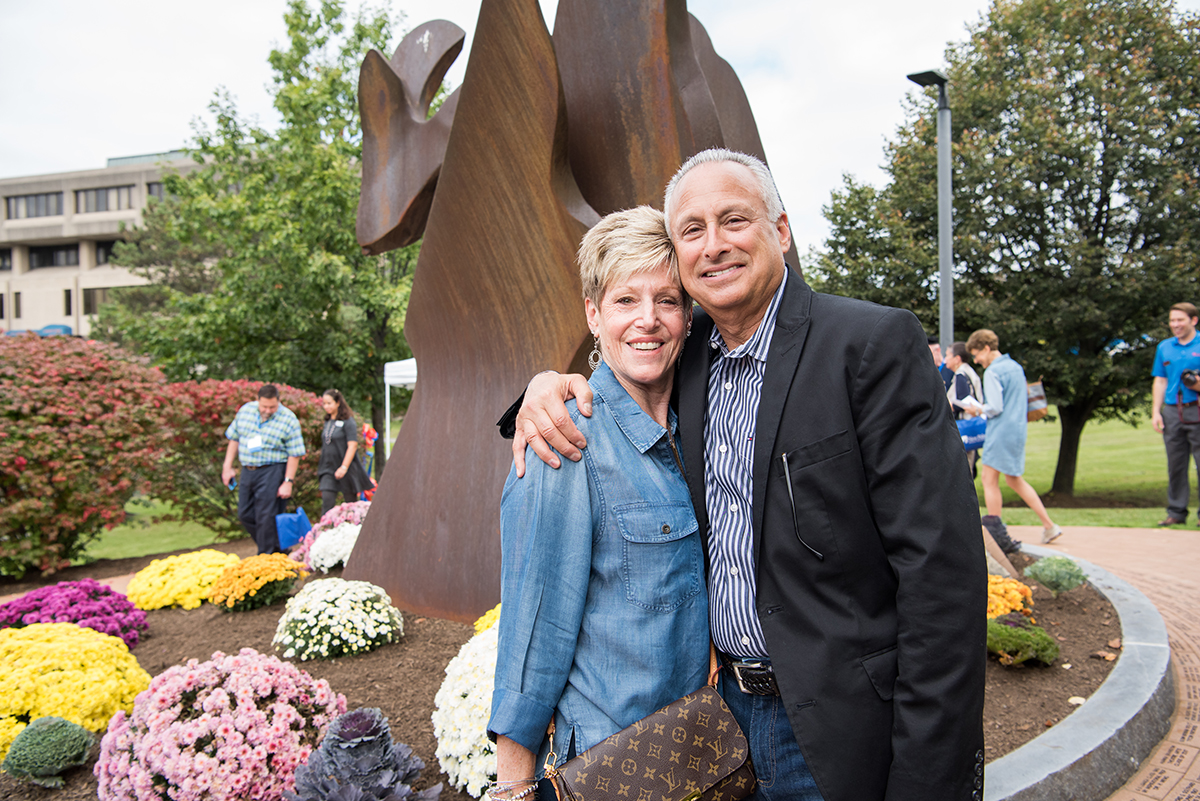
207,553,306,612
273,578,403,661
432,608,500,798
0,622,150,761
0,578,147,648
292,501,371,568
95,648,346,801
126,549,242,610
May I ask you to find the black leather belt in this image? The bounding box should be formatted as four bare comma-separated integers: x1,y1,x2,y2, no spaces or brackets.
720,653,780,696
243,463,284,470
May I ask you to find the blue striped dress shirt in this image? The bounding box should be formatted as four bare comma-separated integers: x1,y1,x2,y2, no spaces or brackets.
704,270,788,659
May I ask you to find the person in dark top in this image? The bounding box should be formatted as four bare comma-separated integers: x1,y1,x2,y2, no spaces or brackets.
928,335,955,391
316,389,374,516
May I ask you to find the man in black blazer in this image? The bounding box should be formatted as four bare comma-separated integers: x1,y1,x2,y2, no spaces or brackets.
512,149,986,801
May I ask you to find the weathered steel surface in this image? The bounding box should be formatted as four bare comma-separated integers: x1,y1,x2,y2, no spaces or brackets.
345,0,599,622
357,21,464,254
552,1,798,266
552,0,694,214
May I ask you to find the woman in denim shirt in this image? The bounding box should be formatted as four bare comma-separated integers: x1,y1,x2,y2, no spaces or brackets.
488,206,708,800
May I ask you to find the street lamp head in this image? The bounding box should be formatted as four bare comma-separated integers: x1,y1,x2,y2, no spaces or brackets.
907,69,948,88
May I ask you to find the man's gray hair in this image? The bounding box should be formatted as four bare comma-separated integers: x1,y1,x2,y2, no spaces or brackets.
577,205,682,307
663,148,785,228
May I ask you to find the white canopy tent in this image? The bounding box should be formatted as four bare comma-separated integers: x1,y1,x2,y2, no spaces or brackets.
383,358,418,452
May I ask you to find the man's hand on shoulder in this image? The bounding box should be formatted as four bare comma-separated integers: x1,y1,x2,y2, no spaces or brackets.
512,372,593,477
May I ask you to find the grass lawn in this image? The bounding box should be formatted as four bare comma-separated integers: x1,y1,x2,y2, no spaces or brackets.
76,499,236,564
975,406,1191,527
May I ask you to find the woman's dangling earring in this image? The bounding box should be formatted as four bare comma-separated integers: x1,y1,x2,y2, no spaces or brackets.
588,333,602,370
686,320,693,338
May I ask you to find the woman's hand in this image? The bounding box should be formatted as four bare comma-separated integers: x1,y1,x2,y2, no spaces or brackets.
335,465,348,479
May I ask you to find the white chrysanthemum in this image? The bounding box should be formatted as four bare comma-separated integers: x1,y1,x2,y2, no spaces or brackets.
308,523,362,572
432,625,498,798
272,578,402,661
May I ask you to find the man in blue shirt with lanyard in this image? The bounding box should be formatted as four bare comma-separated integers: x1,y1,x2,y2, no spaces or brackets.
1151,302,1200,526
221,384,306,553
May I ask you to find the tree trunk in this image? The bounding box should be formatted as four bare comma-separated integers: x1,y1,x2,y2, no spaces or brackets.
1050,404,1090,496
372,400,387,479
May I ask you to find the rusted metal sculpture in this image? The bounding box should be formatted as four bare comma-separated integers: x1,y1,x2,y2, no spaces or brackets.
357,21,464,254
346,0,598,621
349,0,790,621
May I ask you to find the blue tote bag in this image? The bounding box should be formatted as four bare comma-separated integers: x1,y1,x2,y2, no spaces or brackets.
276,506,312,550
956,417,986,451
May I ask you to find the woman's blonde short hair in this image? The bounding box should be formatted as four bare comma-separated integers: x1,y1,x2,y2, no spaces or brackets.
578,206,681,306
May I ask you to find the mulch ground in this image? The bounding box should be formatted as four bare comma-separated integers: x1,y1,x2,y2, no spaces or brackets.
0,543,1117,800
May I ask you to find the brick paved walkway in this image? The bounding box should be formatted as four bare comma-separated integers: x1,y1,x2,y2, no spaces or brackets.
1012,524,1200,800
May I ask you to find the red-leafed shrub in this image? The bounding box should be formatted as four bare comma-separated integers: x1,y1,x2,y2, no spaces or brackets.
156,380,325,536
0,336,170,578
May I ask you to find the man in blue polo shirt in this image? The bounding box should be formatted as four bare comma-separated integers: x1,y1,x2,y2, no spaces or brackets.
1151,302,1200,527
221,384,306,552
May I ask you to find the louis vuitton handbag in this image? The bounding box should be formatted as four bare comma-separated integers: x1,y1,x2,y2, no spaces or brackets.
543,646,756,801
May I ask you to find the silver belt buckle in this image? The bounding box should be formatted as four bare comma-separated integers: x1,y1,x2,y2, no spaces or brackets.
732,660,765,695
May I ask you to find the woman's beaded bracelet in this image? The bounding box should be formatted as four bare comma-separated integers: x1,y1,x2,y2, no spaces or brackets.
485,780,537,801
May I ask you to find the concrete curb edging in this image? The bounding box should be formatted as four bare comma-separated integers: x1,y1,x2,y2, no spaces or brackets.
984,545,1175,801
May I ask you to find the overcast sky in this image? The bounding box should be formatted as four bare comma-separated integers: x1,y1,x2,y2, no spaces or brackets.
2,0,1197,253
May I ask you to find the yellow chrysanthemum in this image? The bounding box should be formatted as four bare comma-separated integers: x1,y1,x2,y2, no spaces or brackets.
474,603,501,634
0,717,26,764
126,549,241,610
987,575,1035,619
208,553,307,611
0,623,150,761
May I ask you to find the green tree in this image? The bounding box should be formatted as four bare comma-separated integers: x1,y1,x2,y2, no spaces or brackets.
811,0,1200,496
105,0,416,473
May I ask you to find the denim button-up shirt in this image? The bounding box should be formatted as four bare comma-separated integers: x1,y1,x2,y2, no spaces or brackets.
489,363,709,767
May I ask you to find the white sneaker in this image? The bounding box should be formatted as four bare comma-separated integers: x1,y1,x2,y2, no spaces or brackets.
1042,524,1063,544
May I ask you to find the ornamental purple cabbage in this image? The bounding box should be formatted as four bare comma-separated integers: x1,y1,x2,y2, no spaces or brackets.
0,578,147,648
288,707,441,801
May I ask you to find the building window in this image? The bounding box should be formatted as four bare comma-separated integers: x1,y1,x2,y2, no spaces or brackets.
14,292,21,319
75,186,134,214
64,289,73,316
83,287,110,315
96,240,119,265
0,294,5,320
28,245,80,269
5,192,64,219
0,249,10,271
147,182,164,201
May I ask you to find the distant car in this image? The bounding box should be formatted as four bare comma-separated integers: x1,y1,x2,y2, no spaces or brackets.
4,325,75,337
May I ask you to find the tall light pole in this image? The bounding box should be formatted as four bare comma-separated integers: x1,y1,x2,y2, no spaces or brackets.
907,69,953,352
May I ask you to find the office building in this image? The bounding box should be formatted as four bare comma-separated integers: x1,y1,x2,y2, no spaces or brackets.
0,151,194,336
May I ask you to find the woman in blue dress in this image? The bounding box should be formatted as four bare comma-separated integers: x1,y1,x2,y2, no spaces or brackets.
964,329,1062,544
487,206,708,801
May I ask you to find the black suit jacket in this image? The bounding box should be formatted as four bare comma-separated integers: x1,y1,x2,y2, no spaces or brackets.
677,275,986,801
